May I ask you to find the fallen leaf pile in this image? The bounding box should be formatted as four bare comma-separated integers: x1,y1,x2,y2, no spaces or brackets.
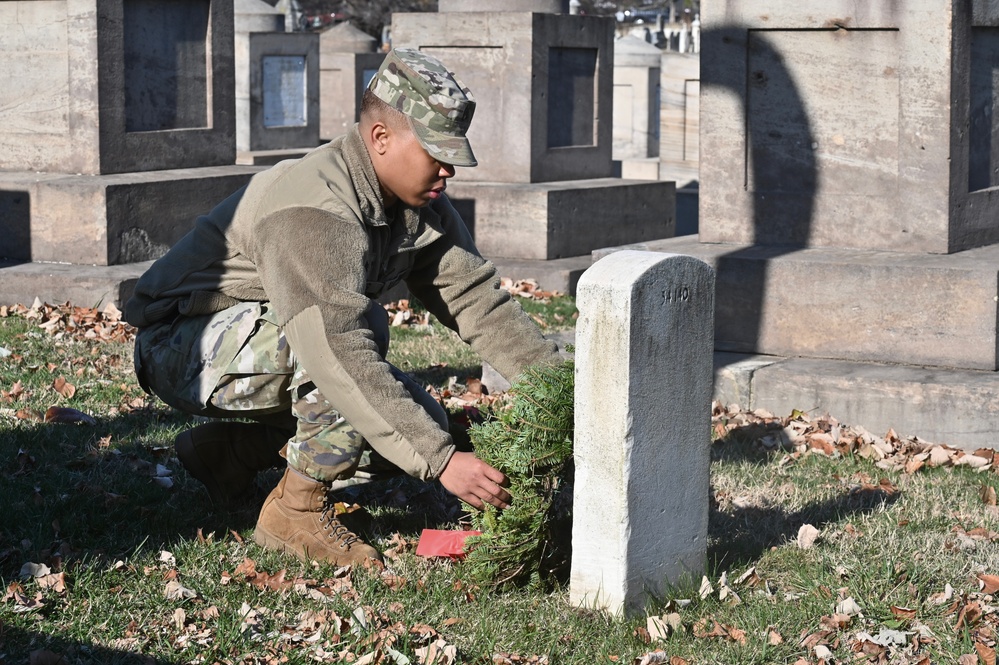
712,402,999,478
1,299,135,343
381,279,560,330
499,278,562,302
383,299,431,328
426,375,506,411
630,567,999,664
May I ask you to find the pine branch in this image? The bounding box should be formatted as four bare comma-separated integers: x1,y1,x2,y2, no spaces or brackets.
462,359,574,588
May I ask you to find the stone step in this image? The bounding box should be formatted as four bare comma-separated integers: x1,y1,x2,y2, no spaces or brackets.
714,352,999,451
0,166,262,266
0,253,592,313
595,236,999,371
0,259,151,309
488,254,593,295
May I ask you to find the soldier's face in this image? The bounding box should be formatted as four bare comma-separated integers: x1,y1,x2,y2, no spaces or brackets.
380,124,456,208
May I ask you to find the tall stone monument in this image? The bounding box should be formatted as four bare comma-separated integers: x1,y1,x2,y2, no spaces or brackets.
234,0,320,164
0,0,261,306
391,1,676,294
318,22,385,142
598,0,999,448
612,35,662,180
658,51,699,188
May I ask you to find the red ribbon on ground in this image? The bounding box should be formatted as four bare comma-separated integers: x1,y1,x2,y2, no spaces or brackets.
415,529,482,559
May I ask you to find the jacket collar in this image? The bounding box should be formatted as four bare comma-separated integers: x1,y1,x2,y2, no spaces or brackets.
342,126,389,228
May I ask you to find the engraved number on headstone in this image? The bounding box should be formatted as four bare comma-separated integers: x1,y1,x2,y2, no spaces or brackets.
663,286,690,304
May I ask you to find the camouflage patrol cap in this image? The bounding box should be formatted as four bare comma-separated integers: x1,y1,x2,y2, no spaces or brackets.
368,48,478,167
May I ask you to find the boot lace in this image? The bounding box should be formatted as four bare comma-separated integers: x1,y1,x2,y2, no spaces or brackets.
320,494,361,548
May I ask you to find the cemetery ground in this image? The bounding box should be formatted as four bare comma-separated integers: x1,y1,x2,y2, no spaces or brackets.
1,294,999,665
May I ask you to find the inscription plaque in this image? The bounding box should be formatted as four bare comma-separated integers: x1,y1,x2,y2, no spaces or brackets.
263,55,308,128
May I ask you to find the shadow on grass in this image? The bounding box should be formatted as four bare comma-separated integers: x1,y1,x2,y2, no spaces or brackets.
0,627,179,665
0,406,263,581
707,421,903,570
0,400,481,662
707,484,901,571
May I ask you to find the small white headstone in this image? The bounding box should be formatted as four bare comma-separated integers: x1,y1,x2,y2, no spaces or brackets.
570,250,714,615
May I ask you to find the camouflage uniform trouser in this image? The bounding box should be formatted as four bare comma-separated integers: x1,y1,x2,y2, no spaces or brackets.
134,301,448,482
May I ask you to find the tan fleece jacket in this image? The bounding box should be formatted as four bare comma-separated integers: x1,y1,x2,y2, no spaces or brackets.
125,126,560,480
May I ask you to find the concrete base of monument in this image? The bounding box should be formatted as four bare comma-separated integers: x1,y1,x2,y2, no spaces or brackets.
595,236,999,372
445,178,676,261
0,259,152,309
236,148,315,166
0,166,262,266
488,255,593,295
714,352,999,451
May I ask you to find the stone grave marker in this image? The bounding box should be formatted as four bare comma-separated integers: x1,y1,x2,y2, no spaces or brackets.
570,250,714,615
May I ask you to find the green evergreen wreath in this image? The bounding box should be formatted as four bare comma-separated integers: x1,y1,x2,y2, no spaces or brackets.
463,359,575,588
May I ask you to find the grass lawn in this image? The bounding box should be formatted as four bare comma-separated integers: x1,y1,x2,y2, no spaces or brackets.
1,296,998,664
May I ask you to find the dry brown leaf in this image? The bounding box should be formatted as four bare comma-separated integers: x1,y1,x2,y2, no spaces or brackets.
416,638,457,664
890,605,917,620
647,613,682,641
16,409,43,421
955,600,984,632
928,446,953,466
980,574,999,594
725,625,748,645
52,377,75,399
983,486,999,506
820,613,852,630
43,406,95,425
633,626,652,643
768,628,784,645
958,655,978,665
956,453,992,469
381,572,407,590
164,579,197,600
797,524,820,549
409,623,438,644
36,572,66,594
977,642,997,665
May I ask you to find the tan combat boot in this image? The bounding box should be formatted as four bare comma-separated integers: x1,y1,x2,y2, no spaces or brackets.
254,468,383,566
175,421,288,505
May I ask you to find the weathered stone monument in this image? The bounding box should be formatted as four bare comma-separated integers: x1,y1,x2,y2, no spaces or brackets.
234,0,319,164
658,51,699,188
571,250,714,615
318,22,386,142
613,35,662,180
658,51,700,235
391,1,676,294
0,0,261,306
598,0,999,448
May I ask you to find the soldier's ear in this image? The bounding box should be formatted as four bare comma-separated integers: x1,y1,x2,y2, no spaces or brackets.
368,120,391,156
